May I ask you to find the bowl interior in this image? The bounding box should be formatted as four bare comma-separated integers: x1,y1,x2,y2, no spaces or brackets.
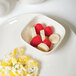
21,15,66,53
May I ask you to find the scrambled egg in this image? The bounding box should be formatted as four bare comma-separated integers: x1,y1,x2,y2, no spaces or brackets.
0,47,38,76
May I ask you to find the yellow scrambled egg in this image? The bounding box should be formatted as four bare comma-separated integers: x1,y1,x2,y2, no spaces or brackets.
0,47,38,76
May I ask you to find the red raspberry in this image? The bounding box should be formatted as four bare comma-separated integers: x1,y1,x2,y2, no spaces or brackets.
30,35,42,47
44,26,53,37
42,39,51,47
35,23,44,34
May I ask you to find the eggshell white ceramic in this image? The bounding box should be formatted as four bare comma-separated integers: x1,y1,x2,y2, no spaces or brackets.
0,0,10,17
21,14,66,54
0,0,17,17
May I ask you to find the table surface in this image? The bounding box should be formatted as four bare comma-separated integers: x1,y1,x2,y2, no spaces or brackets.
0,0,76,34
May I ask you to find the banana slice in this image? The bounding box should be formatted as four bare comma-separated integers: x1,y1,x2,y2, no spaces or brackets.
37,43,49,52
31,27,37,38
49,34,60,44
40,30,46,41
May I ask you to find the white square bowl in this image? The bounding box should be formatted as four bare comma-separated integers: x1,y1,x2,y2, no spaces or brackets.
21,14,66,54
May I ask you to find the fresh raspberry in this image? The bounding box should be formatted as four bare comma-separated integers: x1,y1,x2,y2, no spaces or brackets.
30,35,42,47
44,26,53,37
35,23,44,34
42,39,51,47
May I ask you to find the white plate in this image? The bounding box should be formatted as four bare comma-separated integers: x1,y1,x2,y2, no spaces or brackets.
0,14,76,76
21,14,66,54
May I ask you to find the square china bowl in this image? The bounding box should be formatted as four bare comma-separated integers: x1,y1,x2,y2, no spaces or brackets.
21,14,66,54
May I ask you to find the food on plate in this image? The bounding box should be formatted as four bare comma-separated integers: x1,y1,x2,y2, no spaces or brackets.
39,30,51,52
44,26,53,37
35,23,44,35
30,35,42,47
42,39,51,48
49,34,60,44
36,29,51,52
30,23,61,52
0,47,38,76
37,43,49,52
31,27,37,38
40,30,46,41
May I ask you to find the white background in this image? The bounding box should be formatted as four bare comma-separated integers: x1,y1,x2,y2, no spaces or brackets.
0,0,76,34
